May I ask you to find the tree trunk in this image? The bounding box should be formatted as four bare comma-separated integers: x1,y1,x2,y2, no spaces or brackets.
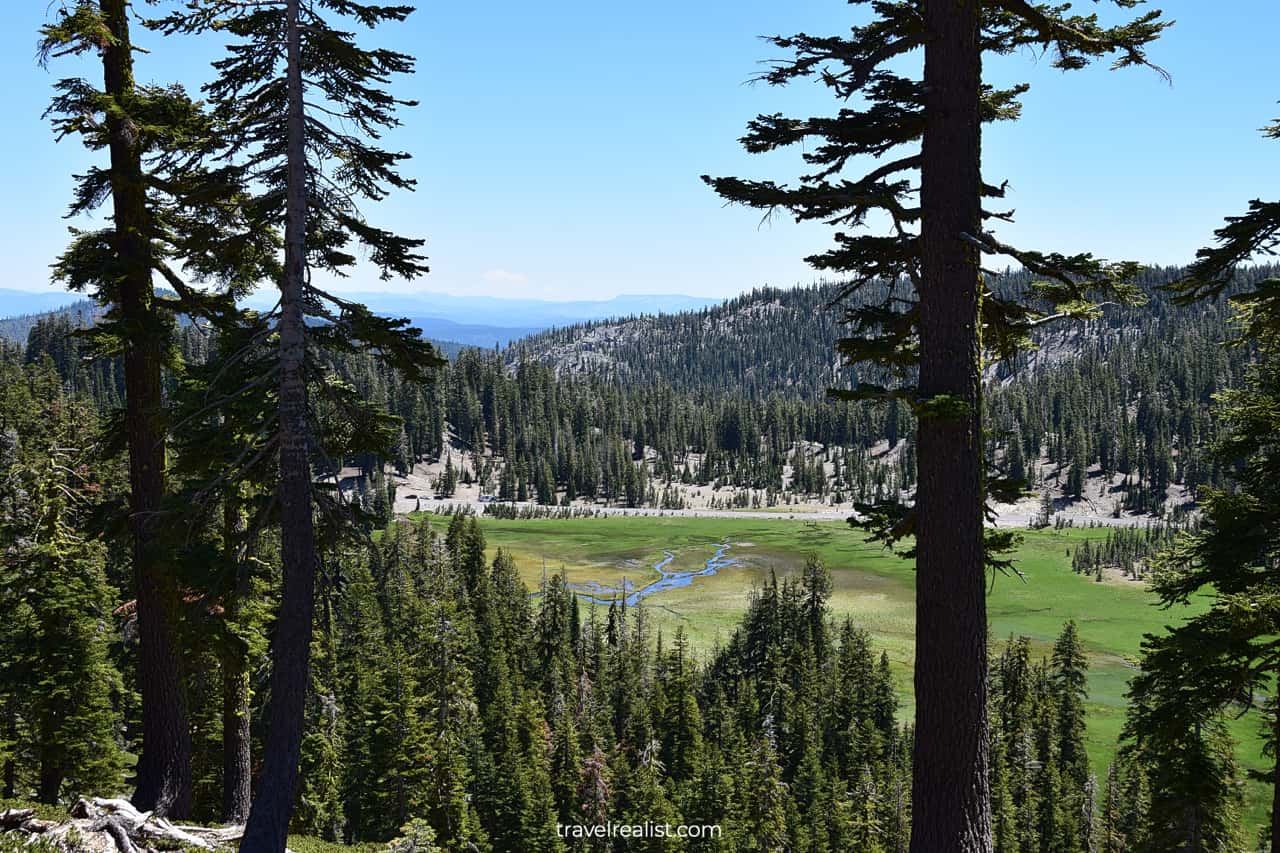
3,710,16,799
221,655,252,824
910,1,991,851
221,504,252,825
99,0,192,820
239,0,316,849
37,749,62,805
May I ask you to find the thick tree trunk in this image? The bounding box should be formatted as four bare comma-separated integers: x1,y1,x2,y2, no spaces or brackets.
37,750,62,806
240,0,315,849
221,656,252,824
99,0,192,819
910,1,991,851
221,505,252,825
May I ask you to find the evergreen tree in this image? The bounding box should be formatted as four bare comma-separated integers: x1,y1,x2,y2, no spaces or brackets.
1099,764,1123,853
737,730,790,853
1,444,125,804
416,575,486,851
656,628,703,785
1051,622,1090,789
151,0,446,844
38,0,201,815
1065,428,1088,500
167,323,282,824
1128,104,1280,851
440,455,457,498
1129,711,1243,853
704,4,1165,849
295,593,345,841
337,554,394,840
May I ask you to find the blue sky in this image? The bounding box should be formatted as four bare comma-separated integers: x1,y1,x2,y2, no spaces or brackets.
0,0,1275,302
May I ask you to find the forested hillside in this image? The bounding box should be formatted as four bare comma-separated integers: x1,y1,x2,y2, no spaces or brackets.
0,298,98,349
494,265,1263,517
510,266,1258,405
507,284,851,400
4,263,1261,519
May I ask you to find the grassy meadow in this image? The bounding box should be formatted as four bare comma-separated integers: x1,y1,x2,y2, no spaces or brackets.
409,511,1270,831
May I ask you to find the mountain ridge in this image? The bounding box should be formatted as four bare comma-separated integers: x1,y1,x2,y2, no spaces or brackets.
0,288,725,349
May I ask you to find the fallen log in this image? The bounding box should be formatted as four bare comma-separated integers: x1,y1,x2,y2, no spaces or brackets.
2,798,250,852
92,816,139,853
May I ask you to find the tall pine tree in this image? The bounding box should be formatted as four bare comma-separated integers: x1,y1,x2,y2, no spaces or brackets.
152,0,445,845
704,3,1166,849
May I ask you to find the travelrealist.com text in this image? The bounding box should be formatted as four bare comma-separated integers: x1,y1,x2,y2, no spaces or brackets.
556,822,723,840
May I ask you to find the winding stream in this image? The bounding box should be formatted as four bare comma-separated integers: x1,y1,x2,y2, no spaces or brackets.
568,540,736,606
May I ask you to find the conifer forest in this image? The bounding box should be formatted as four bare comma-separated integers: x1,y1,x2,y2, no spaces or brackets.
1,1,1279,852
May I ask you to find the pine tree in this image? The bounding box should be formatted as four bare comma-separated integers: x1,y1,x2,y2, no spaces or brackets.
1116,752,1150,853
168,324,281,825
1129,711,1243,853
1098,764,1123,853
791,722,829,853
416,578,485,852
151,0,445,844
515,696,565,853
1,446,125,804
1065,428,1088,500
737,730,790,853
798,554,832,665
704,5,1166,849
295,593,345,841
1006,429,1028,488
1051,622,1090,789
440,455,457,498
549,701,583,829
337,554,393,840
38,0,198,815
657,628,703,785
1129,103,1280,851
1031,680,1064,853
990,725,1016,853
217,526,260,824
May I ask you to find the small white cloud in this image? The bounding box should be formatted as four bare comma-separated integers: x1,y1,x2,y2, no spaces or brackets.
482,268,528,284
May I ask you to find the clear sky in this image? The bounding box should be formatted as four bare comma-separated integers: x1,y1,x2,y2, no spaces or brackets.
0,1,1275,301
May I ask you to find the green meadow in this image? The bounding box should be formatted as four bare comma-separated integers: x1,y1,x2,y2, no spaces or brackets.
410,511,1270,831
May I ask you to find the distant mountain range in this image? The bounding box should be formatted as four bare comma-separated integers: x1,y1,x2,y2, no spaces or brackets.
0,288,95,318
0,287,722,349
241,291,722,327
0,295,100,346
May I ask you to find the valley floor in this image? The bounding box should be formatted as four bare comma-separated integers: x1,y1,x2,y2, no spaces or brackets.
399,511,1269,833
394,488,1167,530
389,441,1195,530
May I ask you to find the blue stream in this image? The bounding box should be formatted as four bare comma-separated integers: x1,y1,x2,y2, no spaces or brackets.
568,540,735,607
